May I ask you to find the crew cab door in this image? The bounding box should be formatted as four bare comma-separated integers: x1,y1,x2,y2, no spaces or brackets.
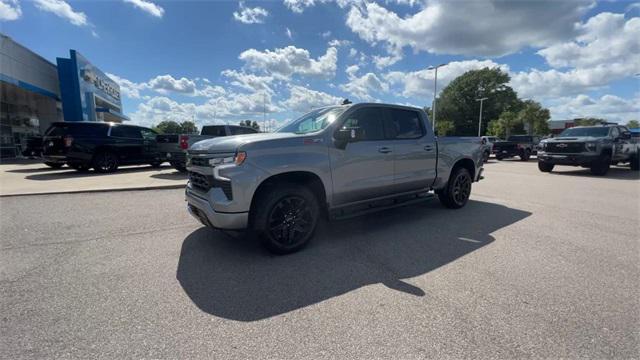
140,127,160,161
386,107,437,192
329,106,395,205
613,126,635,161
108,125,144,163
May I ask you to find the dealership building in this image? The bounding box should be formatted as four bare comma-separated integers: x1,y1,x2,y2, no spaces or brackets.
0,34,127,158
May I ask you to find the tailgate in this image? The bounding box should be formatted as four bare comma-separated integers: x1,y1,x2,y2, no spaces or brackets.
156,134,180,153
493,142,517,151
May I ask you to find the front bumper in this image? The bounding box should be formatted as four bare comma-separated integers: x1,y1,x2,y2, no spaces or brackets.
538,153,600,166
185,188,248,230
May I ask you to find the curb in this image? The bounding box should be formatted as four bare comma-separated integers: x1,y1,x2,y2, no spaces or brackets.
0,184,185,198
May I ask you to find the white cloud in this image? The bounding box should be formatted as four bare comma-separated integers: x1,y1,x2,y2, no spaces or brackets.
549,94,640,123
233,2,269,24
33,0,88,26
328,39,352,47
345,0,594,57
106,73,145,99
286,27,293,39
284,0,327,13
221,69,275,94
341,72,388,101
239,45,338,79
348,48,358,58
373,52,402,69
0,0,21,21
537,13,639,69
320,30,332,38
122,0,164,18
345,64,359,79
385,59,507,99
281,85,342,112
147,74,197,94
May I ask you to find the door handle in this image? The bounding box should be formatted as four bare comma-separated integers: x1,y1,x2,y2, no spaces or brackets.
378,146,392,154
424,145,434,151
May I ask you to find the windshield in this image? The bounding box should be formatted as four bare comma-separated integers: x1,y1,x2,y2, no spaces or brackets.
277,106,348,134
507,136,531,142
559,127,610,137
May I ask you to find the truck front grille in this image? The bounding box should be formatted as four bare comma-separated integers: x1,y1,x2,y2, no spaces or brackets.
547,142,584,153
190,157,209,167
188,171,233,200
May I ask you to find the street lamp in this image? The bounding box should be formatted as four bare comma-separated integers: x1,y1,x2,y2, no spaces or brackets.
428,63,448,132
476,97,488,137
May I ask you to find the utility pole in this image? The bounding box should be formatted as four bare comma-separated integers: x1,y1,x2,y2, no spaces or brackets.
476,97,488,137
428,63,447,132
263,93,266,132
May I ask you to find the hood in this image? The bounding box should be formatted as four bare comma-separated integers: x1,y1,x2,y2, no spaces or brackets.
544,136,602,143
189,132,300,153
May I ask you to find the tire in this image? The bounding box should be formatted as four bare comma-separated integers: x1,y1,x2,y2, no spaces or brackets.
44,162,64,169
92,151,119,173
590,154,611,176
496,155,504,161
69,163,91,172
482,151,490,163
171,162,187,172
438,167,472,209
150,161,163,168
252,183,320,254
520,149,531,161
538,161,554,172
630,155,639,171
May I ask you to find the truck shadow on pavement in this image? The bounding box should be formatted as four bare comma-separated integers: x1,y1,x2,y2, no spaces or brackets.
20,164,173,180
176,200,530,322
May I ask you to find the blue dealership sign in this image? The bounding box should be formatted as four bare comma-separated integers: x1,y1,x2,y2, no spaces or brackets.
57,50,128,122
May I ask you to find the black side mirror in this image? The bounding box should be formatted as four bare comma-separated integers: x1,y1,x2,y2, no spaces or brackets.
334,127,362,149
621,131,631,140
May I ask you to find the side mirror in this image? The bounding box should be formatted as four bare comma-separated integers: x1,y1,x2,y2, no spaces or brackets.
334,127,362,149
621,131,631,140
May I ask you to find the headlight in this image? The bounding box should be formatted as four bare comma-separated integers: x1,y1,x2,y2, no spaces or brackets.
208,151,247,166
585,142,597,151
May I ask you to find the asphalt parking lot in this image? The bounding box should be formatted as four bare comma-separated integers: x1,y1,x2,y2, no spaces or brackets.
1,159,638,359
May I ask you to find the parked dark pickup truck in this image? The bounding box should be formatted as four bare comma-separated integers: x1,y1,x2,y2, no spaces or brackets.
493,135,541,161
157,125,259,172
538,125,639,175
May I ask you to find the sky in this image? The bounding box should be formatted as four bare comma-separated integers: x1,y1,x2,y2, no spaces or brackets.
1,0,639,129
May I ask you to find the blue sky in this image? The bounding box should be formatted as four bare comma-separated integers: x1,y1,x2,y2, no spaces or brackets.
1,0,638,128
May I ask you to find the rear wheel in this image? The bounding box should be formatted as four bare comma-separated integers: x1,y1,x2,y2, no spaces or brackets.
482,151,490,163
520,149,531,161
590,154,610,176
438,167,472,209
150,161,163,168
93,151,119,173
171,162,187,172
496,155,504,161
44,162,64,169
538,161,554,172
252,184,320,254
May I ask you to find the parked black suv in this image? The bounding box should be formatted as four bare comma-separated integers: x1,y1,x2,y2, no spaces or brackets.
493,135,541,161
42,122,164,172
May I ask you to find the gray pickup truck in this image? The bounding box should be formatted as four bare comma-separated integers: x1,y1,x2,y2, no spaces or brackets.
157,125,259,172
185,103,484,254
538,125,639,175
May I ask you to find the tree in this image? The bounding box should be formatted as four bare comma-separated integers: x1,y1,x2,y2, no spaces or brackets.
574,118,607,126
152,120,182,134
518,100,550,135
625,120,639,128
239,120,260,131
180,121,198,134
487,111,519,139
436,120,455,136
436,67,522,136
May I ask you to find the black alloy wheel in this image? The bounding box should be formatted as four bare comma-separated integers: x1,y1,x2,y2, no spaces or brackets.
93,151,119,173
267,196,314,249
538,161,554,172
438,167,472,209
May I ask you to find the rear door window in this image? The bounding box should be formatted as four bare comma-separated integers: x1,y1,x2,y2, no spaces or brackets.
45,124,107,137
386,108,424,139
201,126,227,136
111,126,142,139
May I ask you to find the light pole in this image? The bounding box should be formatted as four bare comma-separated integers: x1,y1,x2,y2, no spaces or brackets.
428,63,447,132
476,97,488,137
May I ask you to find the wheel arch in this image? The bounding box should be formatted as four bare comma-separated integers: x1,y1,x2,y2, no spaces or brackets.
250,171,328,216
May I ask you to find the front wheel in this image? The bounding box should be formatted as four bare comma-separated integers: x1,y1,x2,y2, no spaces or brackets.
590,155,611,176
538,161,554,172
520,149,531,161
171,162,187,172
252,184,320,254
438,167,472,209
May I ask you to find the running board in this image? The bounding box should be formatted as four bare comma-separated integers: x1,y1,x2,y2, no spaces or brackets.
329,192,435,221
